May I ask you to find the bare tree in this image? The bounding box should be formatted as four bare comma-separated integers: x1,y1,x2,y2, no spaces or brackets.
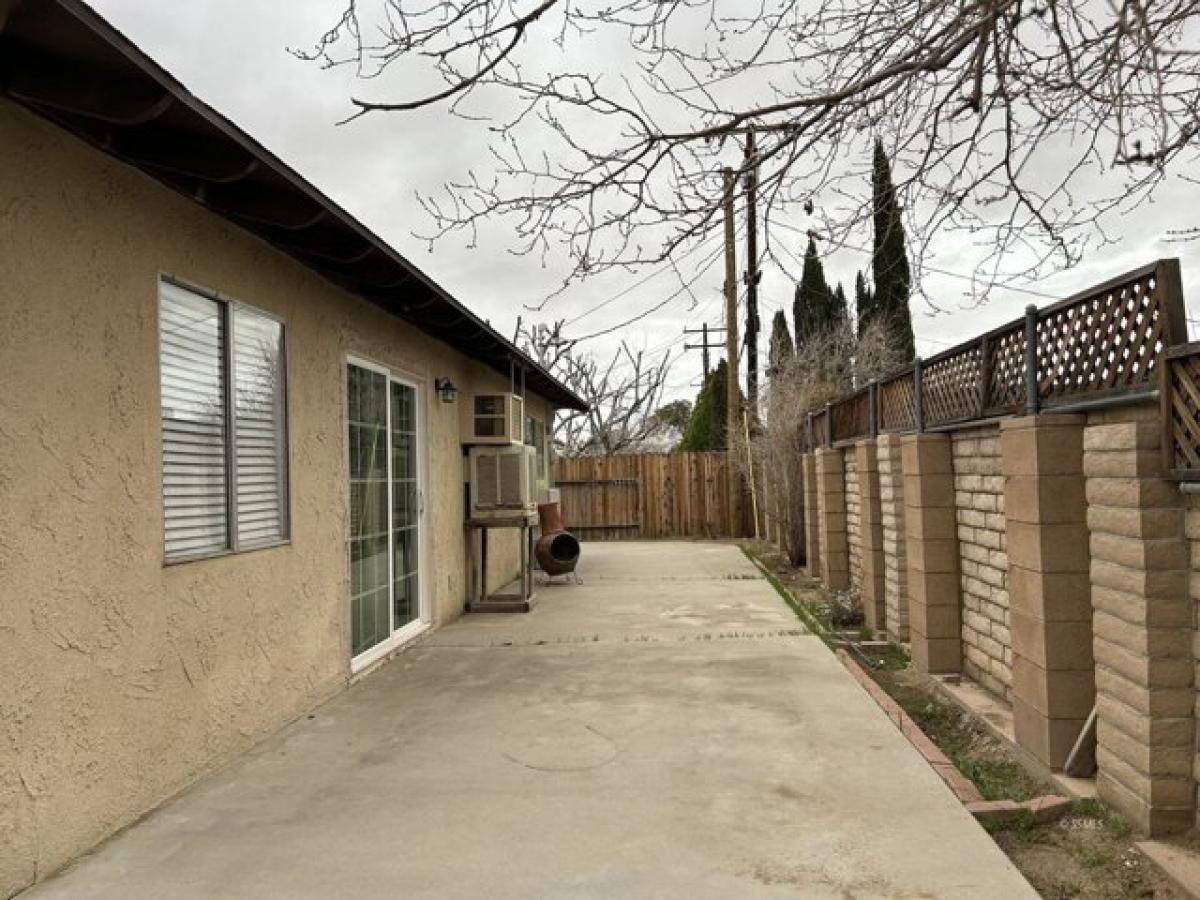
514,318,672,455
298,1,1200,300
735,318,904,565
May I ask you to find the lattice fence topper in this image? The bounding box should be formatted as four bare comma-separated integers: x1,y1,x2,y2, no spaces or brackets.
984,323,1026,414
878,371,916,432
922,341,983,426
809,259,1185,440
1036,266,1170,402
1165,343,1200,480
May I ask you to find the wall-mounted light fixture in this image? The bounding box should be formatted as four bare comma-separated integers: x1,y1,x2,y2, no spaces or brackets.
434,377,459,404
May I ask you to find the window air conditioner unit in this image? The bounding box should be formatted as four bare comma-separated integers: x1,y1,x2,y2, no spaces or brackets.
462,392,524,445
469,445,536,519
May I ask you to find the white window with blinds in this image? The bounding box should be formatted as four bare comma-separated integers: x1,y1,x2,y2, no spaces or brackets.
159,280,288,561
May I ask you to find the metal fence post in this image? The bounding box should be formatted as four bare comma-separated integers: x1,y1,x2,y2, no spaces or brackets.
913,358,924,433
1024,304,1039,415
868,381,879,437
825,402,834,448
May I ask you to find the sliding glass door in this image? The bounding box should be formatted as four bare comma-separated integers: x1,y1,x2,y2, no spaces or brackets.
390,379,419,630
348,361,424,663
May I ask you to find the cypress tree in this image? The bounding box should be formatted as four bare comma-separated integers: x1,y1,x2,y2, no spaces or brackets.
854,270,874,337
833,282,848,326
767,310,793,378
678,359,729,451
792,236,835,346
869,140,915,361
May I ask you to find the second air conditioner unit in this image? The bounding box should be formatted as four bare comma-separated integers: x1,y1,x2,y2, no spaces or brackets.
462,392,524,445
468,444,537,519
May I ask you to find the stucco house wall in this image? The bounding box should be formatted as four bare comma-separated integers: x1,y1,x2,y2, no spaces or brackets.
0,97,553,896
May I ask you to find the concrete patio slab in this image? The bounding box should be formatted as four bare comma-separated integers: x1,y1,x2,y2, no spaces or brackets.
22,541,1037,899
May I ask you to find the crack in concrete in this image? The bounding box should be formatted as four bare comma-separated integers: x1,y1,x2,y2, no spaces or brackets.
424,629,809,650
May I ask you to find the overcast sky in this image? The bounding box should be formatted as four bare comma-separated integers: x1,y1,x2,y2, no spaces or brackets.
90,0,1200,402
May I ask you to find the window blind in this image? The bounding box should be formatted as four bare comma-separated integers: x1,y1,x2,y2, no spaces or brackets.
233,308,287,547
159,282,229,559
159,281,289,561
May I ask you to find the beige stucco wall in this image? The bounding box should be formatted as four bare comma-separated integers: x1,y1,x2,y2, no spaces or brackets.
0,98,554,897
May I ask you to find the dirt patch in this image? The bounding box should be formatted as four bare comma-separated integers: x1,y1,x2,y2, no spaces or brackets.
743,541,1186,900
869,663,1046,802
992,802,1187,900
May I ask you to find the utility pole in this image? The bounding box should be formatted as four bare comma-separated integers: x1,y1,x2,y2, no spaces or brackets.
683,323,725,379
744,128,761,421
722,166,743,534
722,166,739,451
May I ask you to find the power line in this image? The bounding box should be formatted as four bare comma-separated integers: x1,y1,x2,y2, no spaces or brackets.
562,233,725,328
569,242,728,343
768,219,1067,301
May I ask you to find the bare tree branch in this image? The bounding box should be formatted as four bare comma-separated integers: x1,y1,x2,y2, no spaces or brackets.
297,0,1200,300
513,317,674,454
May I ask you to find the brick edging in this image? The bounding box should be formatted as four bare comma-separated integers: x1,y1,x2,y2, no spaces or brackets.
836,649,1072,824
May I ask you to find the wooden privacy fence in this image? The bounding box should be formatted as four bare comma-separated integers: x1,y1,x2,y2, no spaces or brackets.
552,452,752,540
805,259,1188,448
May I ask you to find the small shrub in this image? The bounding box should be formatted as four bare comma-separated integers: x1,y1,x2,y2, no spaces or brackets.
957,758,1031,802
1068,845,1110,869
828,590,864,626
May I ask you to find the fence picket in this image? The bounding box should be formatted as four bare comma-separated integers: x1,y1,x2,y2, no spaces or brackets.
552,452,749,540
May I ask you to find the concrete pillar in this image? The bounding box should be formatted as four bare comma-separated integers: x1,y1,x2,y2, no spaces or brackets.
815,447,849,591
877,434,909,641
1084,410,1194,835
855,440,886,632
1001,415,1093,770
902,433,961,674
801,452,821,579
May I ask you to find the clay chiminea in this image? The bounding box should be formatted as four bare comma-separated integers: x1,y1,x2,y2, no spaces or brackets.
534,502,580,576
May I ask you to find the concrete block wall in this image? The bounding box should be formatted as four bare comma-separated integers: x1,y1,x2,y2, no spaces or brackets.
800,400,1197,835
815,454,828,569
902,433,962,674
854,440,887,633
1187,496,1200,829
951,427,1012,699
816,448,850,591
877,434,909,640
845,451,863,596
802,453,821,579
1002,415,1093,770
1084,406,1194,835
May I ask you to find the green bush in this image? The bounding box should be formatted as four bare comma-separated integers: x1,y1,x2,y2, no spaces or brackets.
679,359,729,451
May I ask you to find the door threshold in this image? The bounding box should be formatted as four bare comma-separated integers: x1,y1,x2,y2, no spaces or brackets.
350,620,431,679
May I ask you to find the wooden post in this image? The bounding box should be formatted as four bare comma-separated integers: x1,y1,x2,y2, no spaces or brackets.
744,129,760,420
722,167,740,527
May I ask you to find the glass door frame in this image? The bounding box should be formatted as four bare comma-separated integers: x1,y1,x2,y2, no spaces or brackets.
347,355,430,673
